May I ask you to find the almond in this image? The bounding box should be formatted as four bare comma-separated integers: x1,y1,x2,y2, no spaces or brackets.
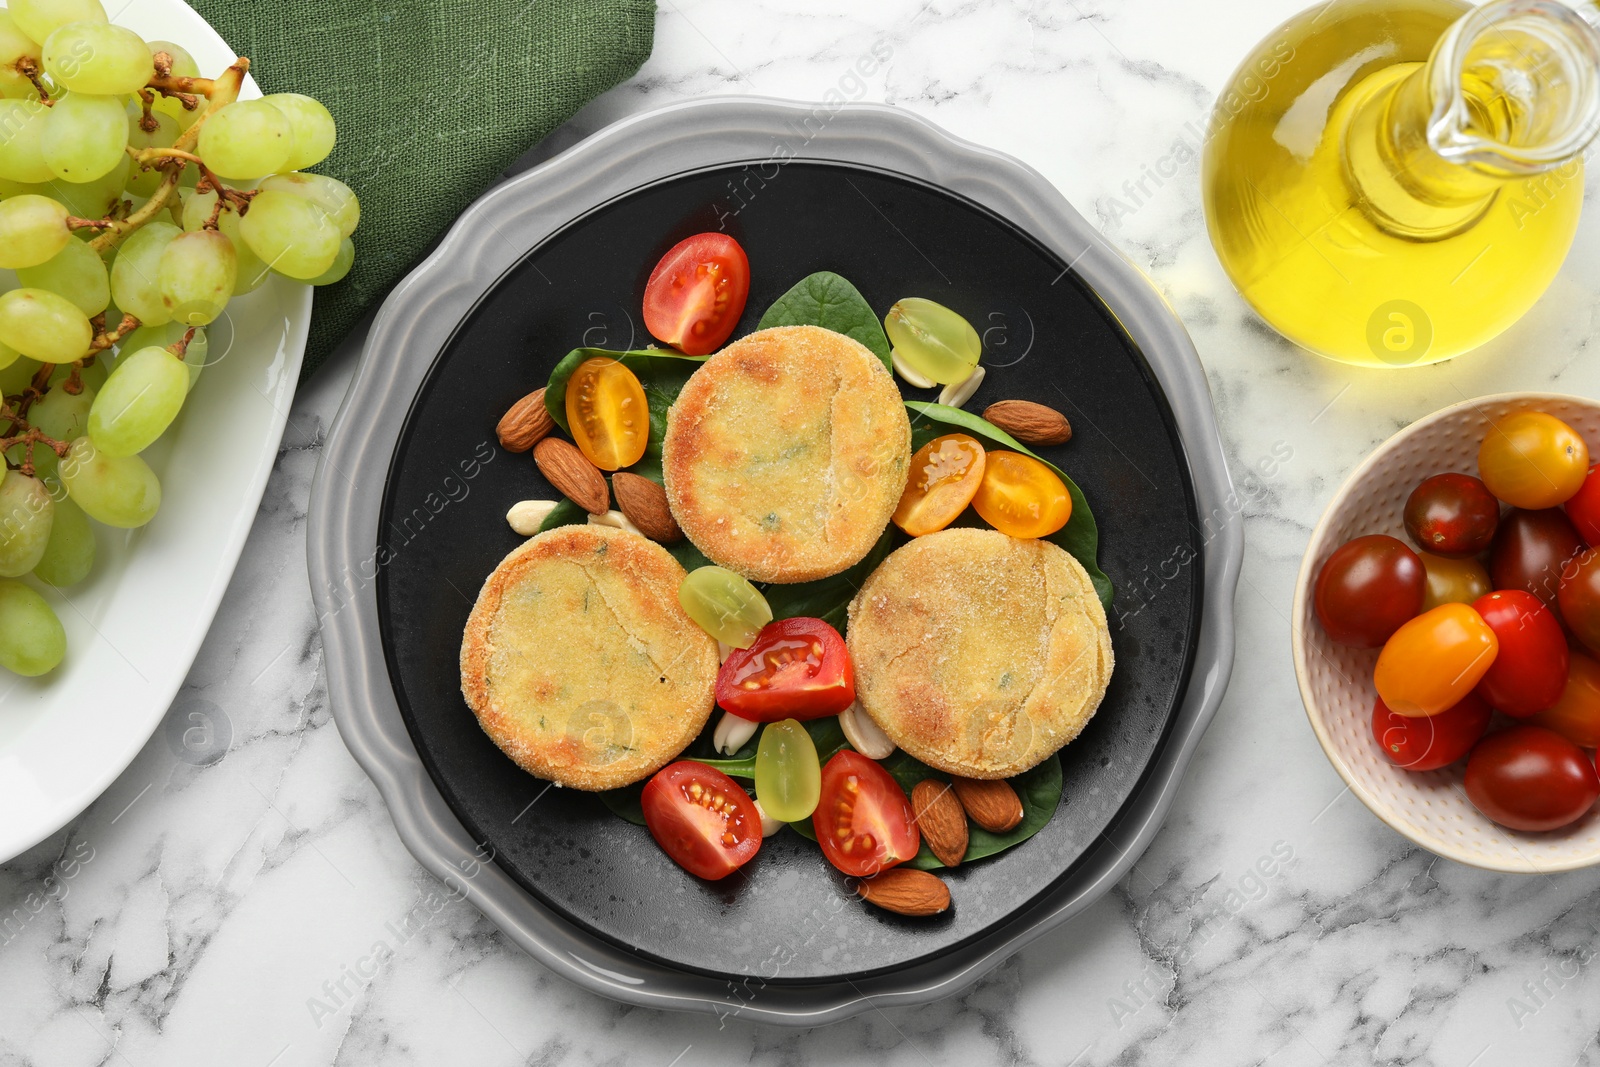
950,776,1024,833
496,388,555,452
911,779,969,868
533,437,608,515
983,399,1072,446
612,471,683,543
855,868,951,917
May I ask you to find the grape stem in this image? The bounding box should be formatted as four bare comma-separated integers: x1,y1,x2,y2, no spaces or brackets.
66,216,118,233
13,57,52,106
0,428,71,475
135,89,160,134
166,328,198,360
88,314,141,356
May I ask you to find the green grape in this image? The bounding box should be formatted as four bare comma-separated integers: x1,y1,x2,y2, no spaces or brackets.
8,0,106,45
59,435,158,526
0,11,44,99
42,23,153,95
145,40,197,78
0,339,20,371
124,104,178,196
118,320,204,388
157,229,234,325
88,343,185,455
17,238,109,314
47,351,107,391
0,579,65,676
239,188,338,280
307,237,353,286
40,92,128,181
150,93,197,131
263,93,335,170
0,192,68,268
0,287,91,362
197,100,291,179
27,380,95,485
753,718,821,822
0,354,40,394
0,175,47,196
182,189,267,293
32,493,92,586
109,219,178,326
0,469,53,576
259,171,359,237
883,298,982,385
0,96,54,183
678,566,772,648
47,152,129,217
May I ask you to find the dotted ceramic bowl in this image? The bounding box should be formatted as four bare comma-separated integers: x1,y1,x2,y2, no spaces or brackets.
1293,392,1600,873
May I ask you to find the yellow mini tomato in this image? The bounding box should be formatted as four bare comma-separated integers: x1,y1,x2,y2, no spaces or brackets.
971,451,1071,539
1374,603,1499,717
892,433,985,536
1418,551,1491,611
1478,411,1589,509
565,357,648,470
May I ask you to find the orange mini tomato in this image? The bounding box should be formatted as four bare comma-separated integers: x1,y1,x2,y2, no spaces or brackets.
565,357,648,470
893,433,985,536
971,451,1071,539
1374,603,1499,717
1478,411,1589,509
1529,651,1600,747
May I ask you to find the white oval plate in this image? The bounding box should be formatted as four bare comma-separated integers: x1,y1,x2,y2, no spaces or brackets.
0,0,310,861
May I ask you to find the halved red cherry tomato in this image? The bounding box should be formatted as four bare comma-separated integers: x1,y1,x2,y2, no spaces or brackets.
715,617,854,723
1563,462,1600,545
1471,590,1568,716
1404,473,1499,557
1529,651,1600,747
813,750,920,877
1314,534,1425,648
1374,603,1498,717
641,761,762,880
1371,693,1490,771
1478,412,1589,510
893,433,985,537
971,451,1071,539
564,356,648,470
642,233,750,356
1464,726,1599,832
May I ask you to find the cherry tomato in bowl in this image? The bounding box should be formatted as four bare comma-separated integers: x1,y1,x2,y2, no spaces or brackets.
1418,551,1491,610
1371,692,1490,771
1374,603,1498,717
1313,534,1425,648
642,233,750,356
1403,473,1499,557
1489,508,1585,616
715,617,854,723
1558,549,1600,658
813,750,920,877
1478,411,1590,509
1529,651,1600,747
970,451,1072,539
1463,726,1599,832
641,761,762,880
1563,462,1600,545
893,433,985,537
1471,590,1568,716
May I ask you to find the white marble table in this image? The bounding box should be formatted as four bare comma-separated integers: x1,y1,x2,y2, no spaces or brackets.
5,1,1600,1063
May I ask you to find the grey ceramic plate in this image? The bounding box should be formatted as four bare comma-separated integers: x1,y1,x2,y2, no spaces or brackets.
307,97,1242,1024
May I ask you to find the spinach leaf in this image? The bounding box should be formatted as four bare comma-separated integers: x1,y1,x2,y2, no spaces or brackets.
905,401,1113,610
597,782,646,825
881,752,1063,870
536,497,589,533
544,347,708,482
757,272,892,371
762,526,903,633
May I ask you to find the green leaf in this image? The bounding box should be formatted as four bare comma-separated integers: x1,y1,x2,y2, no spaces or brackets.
757,272,892,371
597,782,646,825
537,497,588,533
880,752,1063,869
544,347,708,482
761,526,903,633
905,401,1113,610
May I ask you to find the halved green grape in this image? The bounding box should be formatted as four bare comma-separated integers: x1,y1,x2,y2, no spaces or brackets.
48,153,130,217
40,92,127,181
158,229,235,325
18,238,109,314
238,188,339,280
88,344,186,456
182,189,269,293
32,493,92,586
0,12,44,99
754,718,822,822
883,297,982,385
259,171,359,237
109,219,178,326
0,287,91,362
308,237,353,286
678,565,772,648
0,193,69,268
263,93,335,170
0,469,53,576
8,0,106,45
0,96,53,183
0,579,65,676
197,99,292,179
42,23,153,94
124,105,178,196
59,435,159,526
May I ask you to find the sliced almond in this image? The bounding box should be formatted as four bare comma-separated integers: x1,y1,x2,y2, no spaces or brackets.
496,388,555,452
612,471,683,543
937,365,985,409
838,701,895,759
506,499,557,536
950,776,1025,833
911,779,969,868
983,399,1072,446
856,868,951,917
533,437,608,515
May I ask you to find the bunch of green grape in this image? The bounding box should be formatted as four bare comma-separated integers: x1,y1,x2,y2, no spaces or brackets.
0,0,360,678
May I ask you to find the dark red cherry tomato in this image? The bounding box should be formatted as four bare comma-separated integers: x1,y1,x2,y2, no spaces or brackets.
1371,693,1490,771
1404,473,1500,557
715,617,855,723
1558,549,1600,657
1564,463,1600,545
642,233,750,356
641,762,762,880
1528,651,1600,747
1464,726,1599,832
1313,534,1425,648
813,750,920,877
1489,508,1585,616
1471,590,1568,715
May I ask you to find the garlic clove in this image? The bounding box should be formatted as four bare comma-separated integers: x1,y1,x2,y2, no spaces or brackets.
713,709,759,755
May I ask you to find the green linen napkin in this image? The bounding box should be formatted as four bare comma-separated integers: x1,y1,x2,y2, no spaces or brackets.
186,0,658,377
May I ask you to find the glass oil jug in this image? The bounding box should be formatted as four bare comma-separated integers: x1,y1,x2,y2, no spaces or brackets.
1203,0,1600,367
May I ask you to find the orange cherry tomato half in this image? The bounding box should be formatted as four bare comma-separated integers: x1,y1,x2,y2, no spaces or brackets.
971,451,1072,539
641,233,751,356
892,433,986,536
813,750,920,877
715,617,855,723
1478,411,1590,510
641,761,762,880
564,356,649,471
1528,651,1600,748
1373,603,1499,717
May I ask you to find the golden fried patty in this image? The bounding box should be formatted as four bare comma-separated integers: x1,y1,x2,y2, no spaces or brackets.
846,528,1113,779
662,325,911,584
459,523,719,791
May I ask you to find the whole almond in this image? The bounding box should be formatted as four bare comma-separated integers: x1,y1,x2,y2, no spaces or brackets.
533,438,609,515
911,779,969,868
497,388,555,452
856,868,951,917
612,472,682,543
950,776,1024,833
983,399,1072,446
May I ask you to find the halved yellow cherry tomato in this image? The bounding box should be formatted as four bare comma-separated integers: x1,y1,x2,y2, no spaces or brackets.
1373,603,1498,717
892,433,985,536
565,357,648,470
971,451,1071,539
1478,411,1589,509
